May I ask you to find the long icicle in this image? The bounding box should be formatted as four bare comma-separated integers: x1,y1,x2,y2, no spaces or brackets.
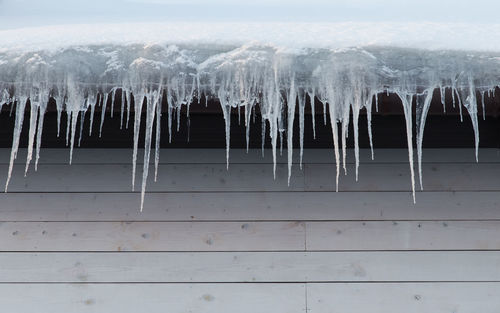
416,87,434,190
286,76,296,185
34,95,48,171
140,91,159,211
5,97,27,191
398,92,416,203
24,99,39,176
132,92,144,191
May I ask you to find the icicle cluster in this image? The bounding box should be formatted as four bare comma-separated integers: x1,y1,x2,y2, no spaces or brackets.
1,43,498,210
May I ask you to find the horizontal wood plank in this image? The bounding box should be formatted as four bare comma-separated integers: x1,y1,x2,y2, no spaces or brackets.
0,251,498,282
308,283,500,313
307,221,500,250
2,220,499,251
4,163,305,192
2,148,497,164
0,221,305,251
0,283,305,313
0,191,499,222
305,163,500,191
2,162,499,192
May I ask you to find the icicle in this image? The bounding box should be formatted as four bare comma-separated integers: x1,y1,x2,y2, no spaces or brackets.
327,101,340,192
176,105,181,132
415,88,434,190
34,95,48,171
366,93,374,161
68,106,80,165
461,75,480,162
352,89,361,182
341,100,349,176
24,99,39,176
481,90,486,120
440,85,446,113
65,110,70,146
298,89,306,169
308,89,316,140
120,89,125,129
279,130,283,156
140,91,159,212
237,101,241,125
154,90,162,182
286,76,296,185
397,92,416,203
132,92,144,191
126,90,131,129
244,99,253,152
99,92,108,137
261,116,266,157
56,95,63,137
110,88,116,118
89,96,96,136
78,106,86,147
219,91,231,169
322,100,327,125
5,97,27,191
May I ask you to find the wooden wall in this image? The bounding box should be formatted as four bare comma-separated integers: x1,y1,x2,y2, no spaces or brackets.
0,148,499,312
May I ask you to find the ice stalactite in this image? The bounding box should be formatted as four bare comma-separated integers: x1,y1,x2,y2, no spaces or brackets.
5,97,27,191
154,90,162,182
24,99,39,175
461,75,479,162
67,81,83,165
218,85,232,169
415,87,435,190
366,92,375,161
99,93,108,137
298,89,306,169
140,89,161,212
308,89,316,140
398,91,416,203
34,93,47,171
131,92,144,191
286,75,296,185
120,89,126,129
89,94,96,136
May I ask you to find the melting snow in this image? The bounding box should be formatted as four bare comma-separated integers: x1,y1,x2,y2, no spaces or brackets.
1,22,499,210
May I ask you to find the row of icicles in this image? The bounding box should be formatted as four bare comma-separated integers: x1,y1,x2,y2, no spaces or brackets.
1,79,489,211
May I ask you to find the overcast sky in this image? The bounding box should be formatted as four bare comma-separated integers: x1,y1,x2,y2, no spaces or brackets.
0,0,497,29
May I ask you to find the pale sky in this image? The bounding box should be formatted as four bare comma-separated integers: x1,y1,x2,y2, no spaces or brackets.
0,0,496,29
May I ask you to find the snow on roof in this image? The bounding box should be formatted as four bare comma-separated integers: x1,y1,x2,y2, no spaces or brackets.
1,22,500,52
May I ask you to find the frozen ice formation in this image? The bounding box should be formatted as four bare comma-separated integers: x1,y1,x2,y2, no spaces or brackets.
1,22,499,210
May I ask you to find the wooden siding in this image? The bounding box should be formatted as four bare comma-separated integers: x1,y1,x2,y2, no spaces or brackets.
0,148,499,312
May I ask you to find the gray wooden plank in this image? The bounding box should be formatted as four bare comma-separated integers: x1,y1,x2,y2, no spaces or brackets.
305,163,500,191
1,191,499,222
2,220,498,251
307,221,500,250
2,162,499,192
3,163,305,192
4,148,499,164
0,283,305,313
0,221,305,251
0,251,498,282
308,283,500,313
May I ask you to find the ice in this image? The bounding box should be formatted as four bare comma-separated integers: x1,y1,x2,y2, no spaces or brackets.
5,96,27,191
0,22,498,208
24,99,39,175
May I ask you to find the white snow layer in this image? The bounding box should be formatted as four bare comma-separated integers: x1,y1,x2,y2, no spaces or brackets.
1,22,499,210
